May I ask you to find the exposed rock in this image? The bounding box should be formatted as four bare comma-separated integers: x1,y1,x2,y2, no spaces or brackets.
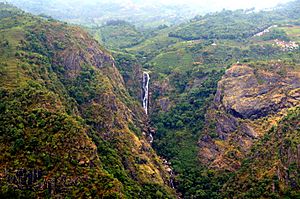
240,123,258,138
215,64,300,120
215,111,239,136
152,78,174,113
199,63,300,171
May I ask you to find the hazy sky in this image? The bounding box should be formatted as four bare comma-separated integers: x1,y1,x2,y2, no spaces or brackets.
5,0,294,10
177,0,293,9
158,0,291,6
110,0,293,9
4,0,296,22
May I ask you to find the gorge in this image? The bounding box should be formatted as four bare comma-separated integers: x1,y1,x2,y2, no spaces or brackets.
1,1,300,198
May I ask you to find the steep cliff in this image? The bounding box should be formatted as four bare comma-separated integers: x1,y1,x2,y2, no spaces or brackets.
0,4,175,198
223,107,300,198
199,62,300,171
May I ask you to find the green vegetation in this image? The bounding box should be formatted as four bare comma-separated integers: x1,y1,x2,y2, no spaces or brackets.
169,9,272,41
150,69,227,198
223,107,300,198
168,2,300,42
1,0,300,198
89,20,146,50
0,3,175,198
278,26,300,42
260,29,290,41
116,1,300,198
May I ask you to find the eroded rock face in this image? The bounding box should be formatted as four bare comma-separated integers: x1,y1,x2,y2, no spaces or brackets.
215,64,300,119
199,63,300,171
152,78,174,113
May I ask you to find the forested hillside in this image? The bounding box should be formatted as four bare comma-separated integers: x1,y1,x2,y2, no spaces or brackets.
0,3,175,198
1,0,300,198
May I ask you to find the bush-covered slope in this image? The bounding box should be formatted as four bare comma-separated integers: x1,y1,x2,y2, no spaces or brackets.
88,20,145,50
223,107,300,198
0,3,175,198
168,0,300,42
169,9,273,41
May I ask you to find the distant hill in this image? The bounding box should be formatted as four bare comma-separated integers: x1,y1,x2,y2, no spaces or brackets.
88,20,146,50
5,0,297,28
4,0,200,28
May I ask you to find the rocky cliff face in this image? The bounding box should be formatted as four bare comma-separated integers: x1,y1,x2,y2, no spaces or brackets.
215,64,300,119
0,5,175,198
199,62,300,171
223,107,300,198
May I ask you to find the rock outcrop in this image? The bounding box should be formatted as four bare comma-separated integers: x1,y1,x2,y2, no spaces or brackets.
199,63,300,171
215,64,300,119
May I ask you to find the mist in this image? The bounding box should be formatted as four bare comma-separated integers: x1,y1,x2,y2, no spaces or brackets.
3,0,296,27
123,0,294,10
5,0,294,11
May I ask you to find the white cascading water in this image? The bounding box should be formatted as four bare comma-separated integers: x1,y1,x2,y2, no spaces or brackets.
142,71,150,115
149,133,153,143
142,71,153,143
142,72,174,186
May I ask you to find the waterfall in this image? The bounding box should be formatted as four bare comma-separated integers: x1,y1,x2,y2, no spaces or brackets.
149,133,153,144
163,159,176,189
142,71,150,115
142,71,153,143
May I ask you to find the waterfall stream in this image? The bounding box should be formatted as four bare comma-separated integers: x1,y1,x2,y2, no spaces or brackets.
142,71,153,143
142,71,150,115
142,72,175,189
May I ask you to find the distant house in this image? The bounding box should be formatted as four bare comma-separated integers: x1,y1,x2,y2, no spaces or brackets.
274,39,299,51
254,25,278,37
